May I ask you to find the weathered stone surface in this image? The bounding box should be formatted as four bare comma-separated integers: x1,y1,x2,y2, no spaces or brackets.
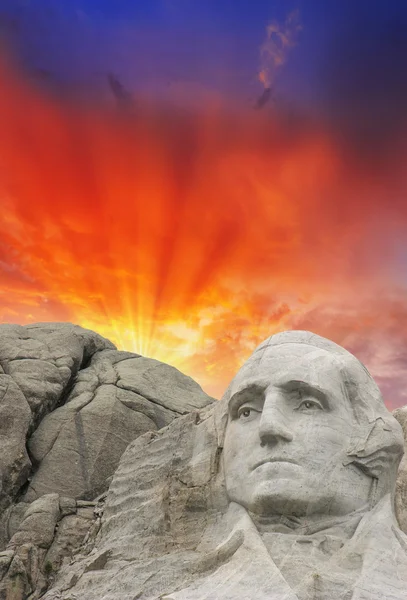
0,321,215,599
0,323,115,520
0,550,14,580
0,376,31,513
6,503,31,541
0,493,106,599
11,543,47,599
0,551,29,600
0,323,115,425
25,384,159,502
115,356,214,414
3,325,407,599
43,331,407,600
44,511,97,573
58,498,76,518
0,322,213,512
41,412,218,600
394,405,407,533
8,494,60,550
24,349,213,503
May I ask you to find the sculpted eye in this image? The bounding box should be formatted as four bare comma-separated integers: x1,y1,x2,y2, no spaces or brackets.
237,405,259,420
239,408,252,418
296,399,323,411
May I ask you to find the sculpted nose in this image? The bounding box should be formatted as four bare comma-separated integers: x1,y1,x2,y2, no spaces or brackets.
259,398,293,445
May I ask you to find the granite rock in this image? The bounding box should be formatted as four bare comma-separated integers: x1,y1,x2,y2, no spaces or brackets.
0,322,214,599
2,326,407,599
42,331,407,600
0,323,115,522
394,405,407,533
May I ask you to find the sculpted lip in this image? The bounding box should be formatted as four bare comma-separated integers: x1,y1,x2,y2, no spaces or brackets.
252,458,298,470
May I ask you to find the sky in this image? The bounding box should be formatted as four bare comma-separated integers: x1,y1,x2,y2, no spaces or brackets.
1,0,407,407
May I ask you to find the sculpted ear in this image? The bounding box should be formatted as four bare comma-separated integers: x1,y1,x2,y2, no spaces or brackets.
340,357,404,488
344,416,404,483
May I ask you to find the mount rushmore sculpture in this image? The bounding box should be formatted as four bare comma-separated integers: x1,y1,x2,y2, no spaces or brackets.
0,325,406,599
42,330,407,600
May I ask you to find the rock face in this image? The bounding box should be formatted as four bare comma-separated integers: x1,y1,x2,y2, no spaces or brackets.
394,405,407,532
24,351,210,503
0,323,214,599
0,323,115,518
1,326,407,599
40,331,407,600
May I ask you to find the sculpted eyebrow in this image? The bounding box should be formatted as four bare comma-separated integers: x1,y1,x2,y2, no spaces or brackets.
228,384,266,413
281,380,329,407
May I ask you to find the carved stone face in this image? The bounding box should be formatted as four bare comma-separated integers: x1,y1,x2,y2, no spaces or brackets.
223,343,374,518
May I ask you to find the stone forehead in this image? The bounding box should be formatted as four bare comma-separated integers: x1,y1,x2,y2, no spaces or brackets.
254,330,351,357
229,351,347,402
222,331,379,409
234,331,354,381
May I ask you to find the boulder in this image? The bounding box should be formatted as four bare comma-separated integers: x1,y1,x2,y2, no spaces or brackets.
0,322,215,599
24,349,213,502
0,376,31,514
0,323,115,522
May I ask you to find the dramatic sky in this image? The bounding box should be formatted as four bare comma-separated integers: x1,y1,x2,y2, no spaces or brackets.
1,0,407,407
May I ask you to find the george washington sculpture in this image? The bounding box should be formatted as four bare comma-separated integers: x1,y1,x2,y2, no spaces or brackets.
44,331,407,600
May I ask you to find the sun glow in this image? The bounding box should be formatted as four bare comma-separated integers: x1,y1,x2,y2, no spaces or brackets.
1,52,407,404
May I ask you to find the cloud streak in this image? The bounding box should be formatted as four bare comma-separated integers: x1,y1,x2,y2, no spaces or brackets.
258,10,302,90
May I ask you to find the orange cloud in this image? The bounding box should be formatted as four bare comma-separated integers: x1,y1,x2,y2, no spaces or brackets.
0,52,407,406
